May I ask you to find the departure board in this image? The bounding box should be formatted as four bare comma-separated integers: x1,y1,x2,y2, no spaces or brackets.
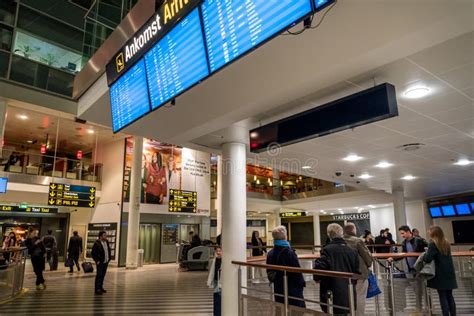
201,0,313,73
110,59,150,132
145,8,209,110
314,0,334,11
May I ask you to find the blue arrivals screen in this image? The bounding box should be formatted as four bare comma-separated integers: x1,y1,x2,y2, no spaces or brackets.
0,177,7,193
314,0,333,11
429,207,442,218
441,205,456,216
201,0,313,73
455,203,471,215
145,8,209,110
110,59,150,132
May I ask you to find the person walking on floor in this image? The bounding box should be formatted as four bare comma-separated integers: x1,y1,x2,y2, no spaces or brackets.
67,231,83,273
25,227,46,290
343,223,373,316
207,246,222,316
91,231,111,295
42,230,57,271
423,226,457,316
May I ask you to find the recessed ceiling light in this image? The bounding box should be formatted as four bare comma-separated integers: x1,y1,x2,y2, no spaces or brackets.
250,132,258,138
367,205,375,208
354,207,359,210
87,129,95,134
404,86,430,99
453,159,473,166
357,209,362,213
375,161,393,168
358,173,373,179
401,175,416,181
343,154,363,162
330,212,334,215
302,166,311,169
17,114,28,120
339,210,344,214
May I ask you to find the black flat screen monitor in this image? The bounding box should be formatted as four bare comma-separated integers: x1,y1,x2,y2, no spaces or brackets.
452,220,474,243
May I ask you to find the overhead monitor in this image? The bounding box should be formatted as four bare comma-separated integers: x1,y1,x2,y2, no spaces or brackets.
0,177,7,193
441,205,456,217
429,207,442,218
314,0,335,11
455,203,471,216
145,8,209,110
201,0,313,73
110,59,151,132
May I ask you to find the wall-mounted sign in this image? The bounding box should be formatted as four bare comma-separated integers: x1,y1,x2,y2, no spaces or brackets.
168,189,197,213
331,212,370,221
48,183,96,208
280,211,307,218
0,204,58,214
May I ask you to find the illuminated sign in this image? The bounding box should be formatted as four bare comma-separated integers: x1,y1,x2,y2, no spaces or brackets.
106,0,201,85
280,211,307,218
331,212,370,221
0,204,58,214
48,183,96,208
169,189,197,213
0,177,7,194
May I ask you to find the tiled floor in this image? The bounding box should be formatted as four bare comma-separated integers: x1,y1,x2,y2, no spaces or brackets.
2,263,213,315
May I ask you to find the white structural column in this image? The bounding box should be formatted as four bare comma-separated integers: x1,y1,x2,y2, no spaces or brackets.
216,155,223,236
221,143,247,316
126,136,143,269
393,189,407,243
313,213,321,246
272,168,280,198
0,101,7,157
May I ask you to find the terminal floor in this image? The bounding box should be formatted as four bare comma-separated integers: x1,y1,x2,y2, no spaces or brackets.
2,263,213,315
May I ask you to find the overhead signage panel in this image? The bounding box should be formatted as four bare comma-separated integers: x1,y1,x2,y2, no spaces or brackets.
0,204,58,214
201,0,313,73
106,0,202,85
168,189,197,213
48,183,96,208
110,59,151,132
145,8,209,110
280,211,307,218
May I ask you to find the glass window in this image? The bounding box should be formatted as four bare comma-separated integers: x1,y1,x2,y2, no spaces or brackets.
46,69,74,96
13,31,83,72
10,55,48,90
0,0,16,26
0,51,8,78
0,25,13,51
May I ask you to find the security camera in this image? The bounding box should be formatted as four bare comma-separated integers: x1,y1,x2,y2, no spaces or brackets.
335,171,342,177
350,174,355,178
356,181,361,184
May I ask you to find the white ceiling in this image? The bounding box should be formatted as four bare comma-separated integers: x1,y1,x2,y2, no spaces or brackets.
77,0,474,200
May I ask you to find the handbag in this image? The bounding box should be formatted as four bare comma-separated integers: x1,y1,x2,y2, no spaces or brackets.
82,261,94,273
415,253,435,279
366,270,382,298
64,257,73,267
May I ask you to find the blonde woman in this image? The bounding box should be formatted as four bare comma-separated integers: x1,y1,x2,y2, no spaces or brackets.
423,226,457,316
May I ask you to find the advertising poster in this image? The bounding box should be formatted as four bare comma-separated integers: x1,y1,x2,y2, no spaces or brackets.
123,137,210,215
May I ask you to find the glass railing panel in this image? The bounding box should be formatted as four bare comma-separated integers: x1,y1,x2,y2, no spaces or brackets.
0,51,8,78
46,68,74,96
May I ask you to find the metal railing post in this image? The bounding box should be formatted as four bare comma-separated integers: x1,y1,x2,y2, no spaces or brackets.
424,281,432,316
327,291,334,315
388,261,396,316
348,278,356,316
238,266,243,316
373,261,381,316
283,271,289,316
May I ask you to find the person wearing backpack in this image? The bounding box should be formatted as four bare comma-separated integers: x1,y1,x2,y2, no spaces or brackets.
42,230,57,271
266,226,306,308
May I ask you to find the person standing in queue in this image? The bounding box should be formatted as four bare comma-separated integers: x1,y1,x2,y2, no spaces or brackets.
343,223,373,316
423,226,457,316
91,231,111,295
314,223,359,315
25,227,46,290
67,231,83,273
251,231,266,257
266,226,306,308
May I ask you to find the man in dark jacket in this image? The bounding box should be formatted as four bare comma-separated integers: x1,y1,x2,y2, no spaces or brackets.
91,231,111,295
374,229,395,253
67,231,83,273
266,226,306,308
314,223,359,315
392,225,428,312
42,230,57,271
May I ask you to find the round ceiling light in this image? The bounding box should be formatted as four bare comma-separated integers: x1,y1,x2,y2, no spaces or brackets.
453,159,474,166
404,86,430,99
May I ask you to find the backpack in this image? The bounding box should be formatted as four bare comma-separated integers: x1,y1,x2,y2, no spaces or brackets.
267,248,288,283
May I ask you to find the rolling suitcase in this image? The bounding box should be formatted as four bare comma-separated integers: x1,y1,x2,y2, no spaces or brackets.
82,261,94,273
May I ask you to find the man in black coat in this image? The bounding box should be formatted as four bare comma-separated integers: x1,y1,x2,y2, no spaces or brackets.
266,226,306,308
91,231,111,295
67,231,83,273
314,223,360,315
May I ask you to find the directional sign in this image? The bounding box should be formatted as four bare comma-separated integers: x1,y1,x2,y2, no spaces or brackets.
0,204,58,213
48,183,96,208
168,189,197,214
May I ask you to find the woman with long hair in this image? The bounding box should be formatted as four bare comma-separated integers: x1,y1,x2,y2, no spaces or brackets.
145,152,167,204
251,231,266,257
423,226,457,316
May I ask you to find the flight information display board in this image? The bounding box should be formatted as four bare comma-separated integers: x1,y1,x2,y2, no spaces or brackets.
145,8,209,110
314,0,335,11
110,59,151,132
201,0,313,73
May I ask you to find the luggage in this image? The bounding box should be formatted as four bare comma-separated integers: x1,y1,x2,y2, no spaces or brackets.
82,261,94,273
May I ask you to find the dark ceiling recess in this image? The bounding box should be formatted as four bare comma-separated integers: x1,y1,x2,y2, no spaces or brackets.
249,83,398,153
69,0,94,10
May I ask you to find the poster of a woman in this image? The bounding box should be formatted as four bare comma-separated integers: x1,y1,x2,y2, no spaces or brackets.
145,152,167,204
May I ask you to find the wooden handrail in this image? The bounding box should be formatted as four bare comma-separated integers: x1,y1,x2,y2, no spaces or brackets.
232,260,363,280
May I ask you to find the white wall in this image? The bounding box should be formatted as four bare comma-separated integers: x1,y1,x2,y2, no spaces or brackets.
406,200,433,239
369,206,396,239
